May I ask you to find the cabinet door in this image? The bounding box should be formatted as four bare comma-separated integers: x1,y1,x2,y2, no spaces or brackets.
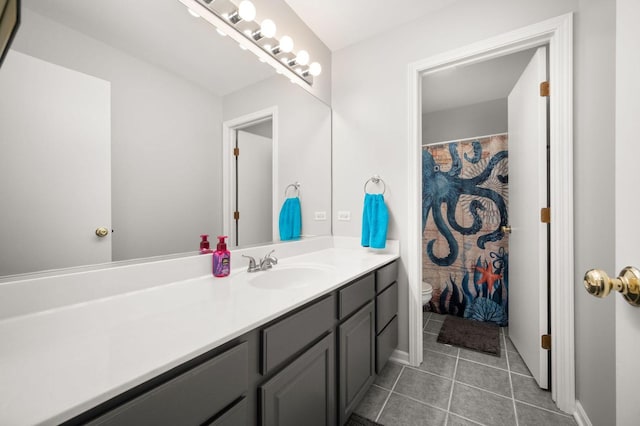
338,301,375,425
261,333,336,426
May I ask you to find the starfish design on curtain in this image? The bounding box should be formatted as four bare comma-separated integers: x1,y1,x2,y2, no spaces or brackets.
475,261,502,295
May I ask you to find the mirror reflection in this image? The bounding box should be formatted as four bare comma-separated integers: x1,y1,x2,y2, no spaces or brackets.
0,0,331,277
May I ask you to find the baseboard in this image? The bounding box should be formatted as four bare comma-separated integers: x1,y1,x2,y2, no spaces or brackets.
574,401,593,426
389,349,409,365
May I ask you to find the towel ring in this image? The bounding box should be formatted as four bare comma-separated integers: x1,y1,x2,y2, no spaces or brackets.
364,175,386,195
285,182,300,197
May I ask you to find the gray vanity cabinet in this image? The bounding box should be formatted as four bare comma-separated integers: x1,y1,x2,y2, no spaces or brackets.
84,342,249,426
260,333,336,426
338,301,375,425
66,260,399,426
375,262,399,373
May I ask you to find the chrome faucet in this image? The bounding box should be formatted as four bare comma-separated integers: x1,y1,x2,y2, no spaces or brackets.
243,250,278,273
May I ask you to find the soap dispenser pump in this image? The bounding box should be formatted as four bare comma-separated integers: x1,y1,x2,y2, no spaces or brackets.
213,236,230,277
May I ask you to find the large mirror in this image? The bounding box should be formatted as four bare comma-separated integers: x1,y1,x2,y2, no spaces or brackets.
0,0,332,278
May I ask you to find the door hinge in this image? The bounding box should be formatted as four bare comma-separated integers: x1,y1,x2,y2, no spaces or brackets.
233,211,240,220
233,147,240,157
540,81,550,97
540,207,551,224
541,334,551,350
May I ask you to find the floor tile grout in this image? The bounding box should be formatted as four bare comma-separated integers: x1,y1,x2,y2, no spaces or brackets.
504,332,520,426
375,364,404,422
514,399,575,418
444,347,460,425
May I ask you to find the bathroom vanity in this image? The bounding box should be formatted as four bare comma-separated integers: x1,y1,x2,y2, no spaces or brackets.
0,238,399,426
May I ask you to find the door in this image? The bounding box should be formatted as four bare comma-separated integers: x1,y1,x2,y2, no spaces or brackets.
0,50,111,276
339,301,375,425
261,333,336,426
232,129,272,247
615,1,640,423
506,46,549,389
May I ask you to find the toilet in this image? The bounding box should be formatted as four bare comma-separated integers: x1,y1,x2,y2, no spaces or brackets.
422,281,433,305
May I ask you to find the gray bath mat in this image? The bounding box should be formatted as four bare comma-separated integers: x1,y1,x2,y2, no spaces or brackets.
346,413,384,426
437,315,500,356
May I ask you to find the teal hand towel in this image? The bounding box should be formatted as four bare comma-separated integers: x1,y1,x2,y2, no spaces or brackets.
361,193,388,249
279,197,302,241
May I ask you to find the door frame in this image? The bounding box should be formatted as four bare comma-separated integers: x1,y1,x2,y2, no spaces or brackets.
222,106,279,243
407,13,575,413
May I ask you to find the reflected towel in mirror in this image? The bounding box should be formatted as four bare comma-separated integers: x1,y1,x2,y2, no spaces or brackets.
279,197,302,241
361,193,388,249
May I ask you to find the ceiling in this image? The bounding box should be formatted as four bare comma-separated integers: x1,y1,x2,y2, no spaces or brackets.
22,0,276,97
422,48,537,113
284,0,461,51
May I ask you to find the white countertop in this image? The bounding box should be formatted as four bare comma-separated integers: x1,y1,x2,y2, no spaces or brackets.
0,240,398,425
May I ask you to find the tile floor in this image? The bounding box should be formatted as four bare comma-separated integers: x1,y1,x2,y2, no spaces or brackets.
353,311,577,426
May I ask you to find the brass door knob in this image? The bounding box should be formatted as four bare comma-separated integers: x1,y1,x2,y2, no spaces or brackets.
501,225,512,234
95,227,110,238
583,266,640,306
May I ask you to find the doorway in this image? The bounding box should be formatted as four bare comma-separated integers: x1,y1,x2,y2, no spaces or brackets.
222,107,279,247
407,14,574,413
421,46,551,390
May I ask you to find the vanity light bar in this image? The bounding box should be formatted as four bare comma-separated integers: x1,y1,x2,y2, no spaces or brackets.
178,0,319,87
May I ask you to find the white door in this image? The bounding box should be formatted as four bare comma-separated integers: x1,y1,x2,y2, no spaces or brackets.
0,50,111,276
232,129,272,247
507,46,549,389
615,1,640,424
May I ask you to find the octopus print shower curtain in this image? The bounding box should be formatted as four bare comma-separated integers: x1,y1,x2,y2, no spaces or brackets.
422,135,509,326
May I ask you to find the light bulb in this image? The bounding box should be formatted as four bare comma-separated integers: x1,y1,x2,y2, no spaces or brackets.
309,62,322,76
279,36,294,53
244,29,252,36
260,19,276,38
238,1,256,22
187,8,200,18
296,50,310,66
263,43,272,51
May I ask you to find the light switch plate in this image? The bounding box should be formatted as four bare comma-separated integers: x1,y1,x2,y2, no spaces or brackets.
337,211,351,221
314,211,327,221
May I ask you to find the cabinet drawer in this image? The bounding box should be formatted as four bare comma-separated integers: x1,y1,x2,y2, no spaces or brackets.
376,281,398,333
261,333,336,426
262,295,335,374
376,315,398,373
375,261,398,293
89,342,248,426
338,273,375,319
206,397,247,426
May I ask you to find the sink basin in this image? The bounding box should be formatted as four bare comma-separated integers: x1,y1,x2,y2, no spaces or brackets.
247,265,335,290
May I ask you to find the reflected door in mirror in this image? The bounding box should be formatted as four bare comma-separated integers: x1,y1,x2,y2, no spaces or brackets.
0,50,111,276
232,126,273,247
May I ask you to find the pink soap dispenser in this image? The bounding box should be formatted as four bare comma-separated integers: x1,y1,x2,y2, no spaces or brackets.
199,234,213,254
213,236,231,277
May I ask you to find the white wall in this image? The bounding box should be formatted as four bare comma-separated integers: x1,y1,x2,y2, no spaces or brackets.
223,75,332,239
12,8,224,261
331,0,615,423
422,99,507,145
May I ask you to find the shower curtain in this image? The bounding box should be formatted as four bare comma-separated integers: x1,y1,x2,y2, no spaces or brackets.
422,135,509,326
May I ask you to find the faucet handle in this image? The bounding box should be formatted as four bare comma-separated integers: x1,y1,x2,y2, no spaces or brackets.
242,255,258,271
265,249,278,263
